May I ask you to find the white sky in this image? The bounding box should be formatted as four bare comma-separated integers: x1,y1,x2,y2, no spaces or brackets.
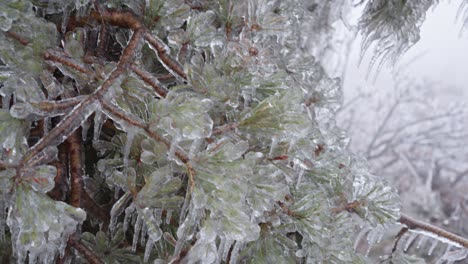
343,0,468,99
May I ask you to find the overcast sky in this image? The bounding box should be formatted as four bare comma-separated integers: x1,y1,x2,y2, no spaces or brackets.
343,0,468,99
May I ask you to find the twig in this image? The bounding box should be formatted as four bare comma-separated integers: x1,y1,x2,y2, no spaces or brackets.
81,189,110,230
99,99,195,187
399,213,468,248
212,123,239,135
21,29,143,165
144,32,187,80
5,31,30,45
130,64,168,97
68,235,104,264
392,227,409,253
43,50,95,76
67,129,83,208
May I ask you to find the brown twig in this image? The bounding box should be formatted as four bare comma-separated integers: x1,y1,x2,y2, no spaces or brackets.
21,29,143,165
67,129,83,208
29,96,86,117
392,227,409,253
5,31,30,45
212,123,239,135
68,235,104,264
81,189,110,230
43,50,95,76
331,200,362,214
130,64,168,97
399,213,468,248
144,32,187,80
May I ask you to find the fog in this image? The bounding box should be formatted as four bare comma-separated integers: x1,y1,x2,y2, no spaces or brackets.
344,0,468,99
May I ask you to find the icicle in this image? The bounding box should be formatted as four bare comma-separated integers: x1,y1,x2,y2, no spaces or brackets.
123,203,136,232
222,239,234,262
354,227,371,251
132,213,144,252
403,232,418,252
81,118,91,141
268,136,278,157
27,100,100,158
438,248,468,264
165,210,173,225
28,252,38,264
2,95,10,109
0,201,5,241
416,235,427,249
141,208,163,242
229,242,243,264
146,37,186,82
141,221,148,246
295,168,305,189
428,239,438,256
43,117,50,135
123,129,136,169
109,193,132,234
144,238,155,263
179,188,191,224
216,238,226,264
93,110,106,142
168,137,180,164
188,139,203,160
365,227,385,257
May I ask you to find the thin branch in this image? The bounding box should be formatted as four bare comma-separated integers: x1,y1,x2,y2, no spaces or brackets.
144,32,187,80
5,31,30,45
130,64,168,97
21,29,143,165
99,99,195,187
392,227,409,253
212,123,239,135
68,235,104,264
43,50,95,76
67,129,83,208
81,189,110,230
399,213,468,248
90,9,143,30
29,96,86,117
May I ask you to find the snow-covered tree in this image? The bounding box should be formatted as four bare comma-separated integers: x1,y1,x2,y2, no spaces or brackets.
0,0,466,263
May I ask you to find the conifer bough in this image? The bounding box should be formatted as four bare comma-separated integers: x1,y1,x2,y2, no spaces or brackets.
0,0,466,263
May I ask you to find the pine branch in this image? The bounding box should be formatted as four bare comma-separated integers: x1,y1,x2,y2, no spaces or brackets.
399,213,468,248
